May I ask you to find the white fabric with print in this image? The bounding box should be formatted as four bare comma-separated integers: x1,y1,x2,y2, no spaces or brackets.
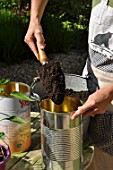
89,0,113,59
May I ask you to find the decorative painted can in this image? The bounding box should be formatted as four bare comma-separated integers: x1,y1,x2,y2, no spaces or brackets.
0,82,31,153
0,144,11,170
40,96,83,170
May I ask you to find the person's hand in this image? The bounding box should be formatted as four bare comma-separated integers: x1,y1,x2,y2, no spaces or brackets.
24,18,46,60
70,85,113,119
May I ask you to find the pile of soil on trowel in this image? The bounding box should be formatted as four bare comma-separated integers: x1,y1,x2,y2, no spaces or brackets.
39,60,65,105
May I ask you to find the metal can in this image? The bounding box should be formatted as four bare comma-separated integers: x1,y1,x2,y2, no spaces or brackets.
0,82,31,153
40,96,83,170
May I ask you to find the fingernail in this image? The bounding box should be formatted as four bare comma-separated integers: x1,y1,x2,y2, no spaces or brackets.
70,115,74,120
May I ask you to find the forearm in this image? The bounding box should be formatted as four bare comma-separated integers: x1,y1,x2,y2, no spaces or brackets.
105,83,113,101
30,0,48,22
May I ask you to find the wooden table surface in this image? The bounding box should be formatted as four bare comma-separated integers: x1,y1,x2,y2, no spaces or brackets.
6,112,45,170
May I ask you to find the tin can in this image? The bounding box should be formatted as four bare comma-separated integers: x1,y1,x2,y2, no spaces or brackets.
40,96,83,170
0,82,31,153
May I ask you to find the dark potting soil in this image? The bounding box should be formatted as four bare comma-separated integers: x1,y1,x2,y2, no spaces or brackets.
39,60,65,105
65,89,89,102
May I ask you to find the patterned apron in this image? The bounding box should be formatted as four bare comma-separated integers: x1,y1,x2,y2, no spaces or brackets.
84,0,113,156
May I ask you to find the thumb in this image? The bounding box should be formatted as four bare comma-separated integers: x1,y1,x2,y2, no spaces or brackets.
70,108,82,120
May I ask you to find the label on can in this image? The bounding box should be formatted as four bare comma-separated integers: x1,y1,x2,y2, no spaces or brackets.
0,97,31,153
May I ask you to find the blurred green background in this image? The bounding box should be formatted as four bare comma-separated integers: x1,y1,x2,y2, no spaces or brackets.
0,0,91,64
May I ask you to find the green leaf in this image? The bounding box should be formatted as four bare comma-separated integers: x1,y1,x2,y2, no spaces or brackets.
10,91,35,102
0,79,10,86
0,88,4,93
1,116,26,124
0,132,5,140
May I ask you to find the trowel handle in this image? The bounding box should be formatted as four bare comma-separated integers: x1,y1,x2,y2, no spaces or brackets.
37,42,48,64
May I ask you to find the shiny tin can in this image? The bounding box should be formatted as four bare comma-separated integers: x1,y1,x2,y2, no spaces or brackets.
40,96,83,170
